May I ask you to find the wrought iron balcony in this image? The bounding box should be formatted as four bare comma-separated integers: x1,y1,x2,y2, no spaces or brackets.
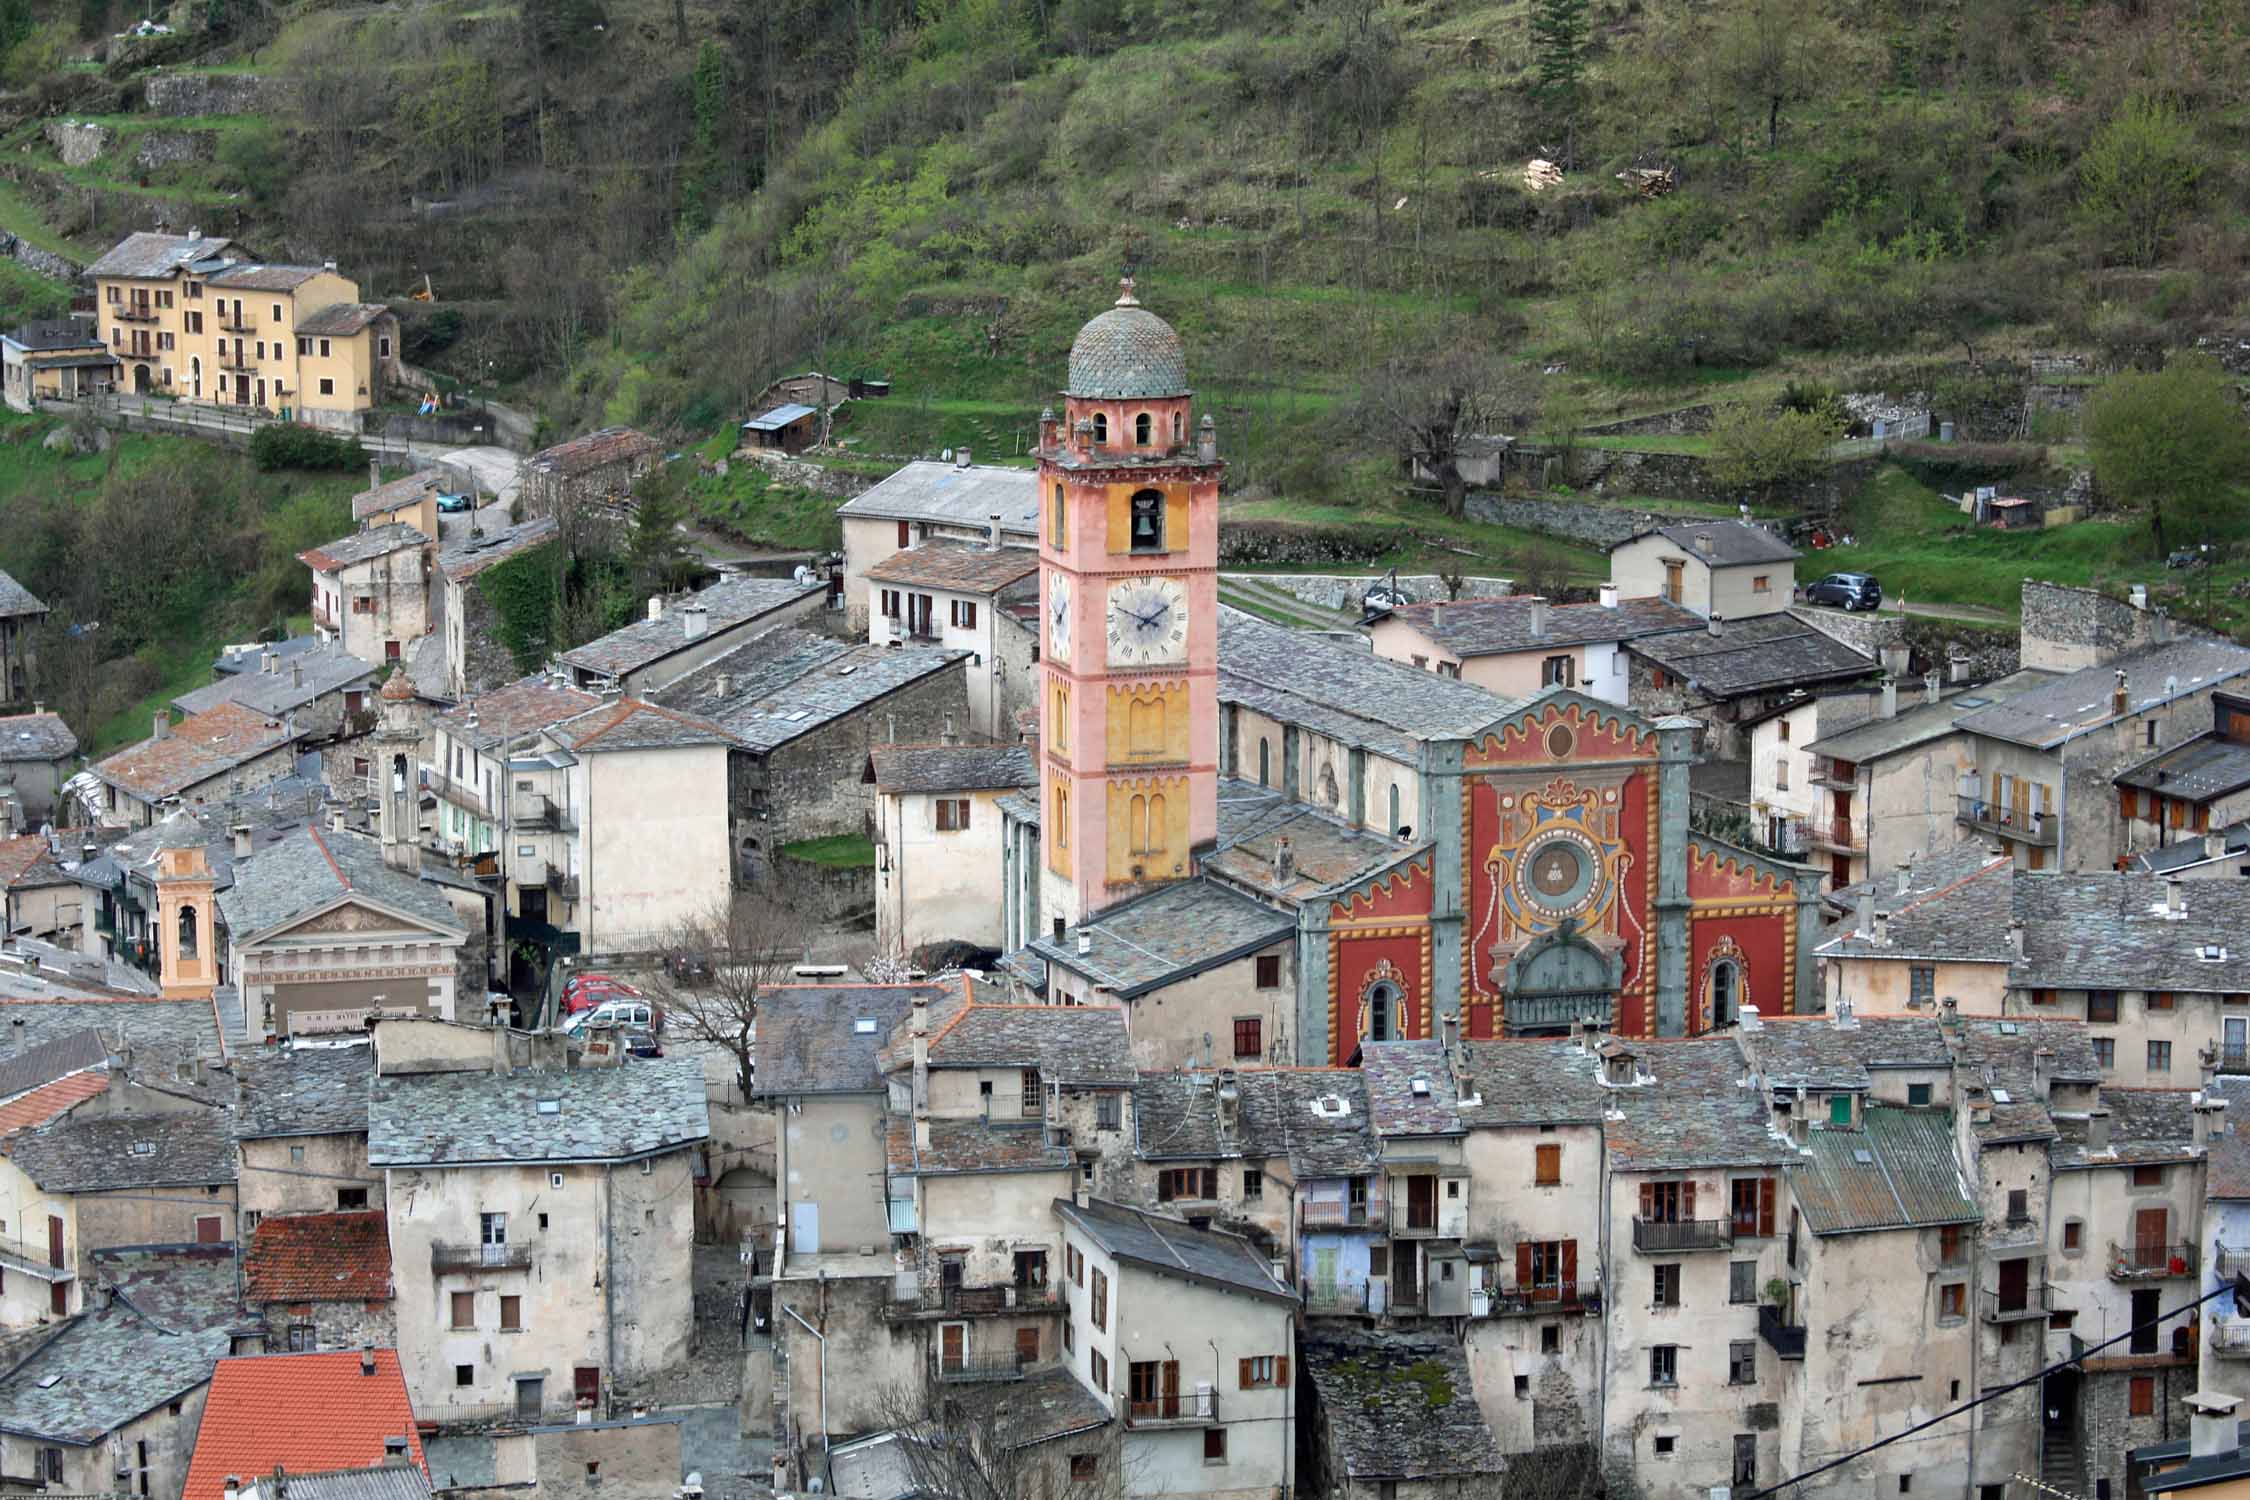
1956,796,2057,847
515,793,577,833
2110,1241,2198,1280
113,305,157,324
1486,1279,1603,1317
432,1242,532,1272
1506,992,1613,1034
881,1281,1062,1320
2213,1319,2250,1358
935,1352,1039,1383
217,350,258,374
0,1233,72,1278
1632,1217,1734,1253
217,314,257,335
1125,1391,1221,1428
2218,1243,2250,1276
1300,1199,1387,1230
1980,1281,2052,1322
1808,817,1865,854
1758,1303,1807,1359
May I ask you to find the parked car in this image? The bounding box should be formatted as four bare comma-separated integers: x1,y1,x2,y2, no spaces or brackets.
561,998,661,1035
436,491,475,514
621,1028,665,1059
2168,548,2208,570
560,972,642,1015
1803,572,1883,611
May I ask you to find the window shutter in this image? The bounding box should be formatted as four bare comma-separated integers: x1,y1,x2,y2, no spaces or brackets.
1239,1358,1253,1389
1639,1183,1653,1219
1516,1241,1533,1289
1276,1356,1289,1387
1560,1240,1579,1295
1107,490,1131,554
2120,787,2135,820
1759,1177,1776,1238
1682,1180,1697,1219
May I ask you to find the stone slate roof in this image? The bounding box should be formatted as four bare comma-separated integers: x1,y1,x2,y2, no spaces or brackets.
547,697,739,753
752,983,938,1097
1066,293,1190,399
0,1028,108,1106
1608,1036,1796,1172
367,1053,709,1165
232,1043,373,1139
251,1471,432,1500
1950,1018,2101,1144
1611,519,1800,566
950,1365,1111,1451
437,515,557,582
0,711,76,762
173,641,375,719
2052,1087,2200,1171
2115,732,2250,802
214,636,321,678
0,567,42,618
1816,850,2015,964
0,833,58,892
1205,781,1428,905
0,1299,226,1442
292,302,387,337
1302,1330,1504,1484
1626,613,1873,698
558,576,824,680
436,674,601,750
1380,594,1704,656
2010,872,2250,992
863,538,1039,594
91,1243,248,1333
204,262,324,290
1745,1015,1953,1092
882,985,1136,1085
0,997,222,1061
7,1107,236,1191
352,470,444,522
869,742,1034,795
1956,640,2250,751
1456,1038,1611,1128
4,319,106,353
835,461,1038,533
887,1113,1072,1177
1132,1068,1380,1179
298,522,429,574
1788,1105,1979,1236
1360,1041,1461,1136
85,231,236,280
1803,669,2057,763
652,631,968,753
241,1210,392,1303
95,701,297,801
1219,608,1517,759
2206,1076,2250,1200
215,825,465,944
526,425,659,478
1053,1196,1294,1303
1029,878,1293,1000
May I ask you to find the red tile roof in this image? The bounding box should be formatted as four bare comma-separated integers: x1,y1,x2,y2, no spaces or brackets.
183,1350,426,1500
94,701,296,801
241,1211,392,1304
0,1070,107,1136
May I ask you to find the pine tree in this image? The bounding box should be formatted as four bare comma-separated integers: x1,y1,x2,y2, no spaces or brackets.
1528,0,1588,159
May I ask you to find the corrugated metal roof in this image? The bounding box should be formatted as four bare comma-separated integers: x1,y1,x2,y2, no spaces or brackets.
1789,1105,1977,1236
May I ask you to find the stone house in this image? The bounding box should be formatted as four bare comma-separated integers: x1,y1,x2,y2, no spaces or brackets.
172,640,378,746
868,741,1035,959
1367,589,1701,704
1301,1330,1507,1499
1609,520,1802,621
427,675,600,868
435,516,558,698
92,704,302,829
1623,612,1875,760
0,1029,115,1325
180,1349,428,1500
518,427,658,521
0,833,82,948
864,537,1040,738
0,710,78,825
2113,691,2250,867
0,568,47,712
302,523,434,668
555,576,826,697
1053,1196,1298,1500
1812,843,2016,1014
1,317,117,410
240,1208,396,1354
0,1292,223,1500
367,1020,708,1422
832,458,1037,630
232,1044,385,1226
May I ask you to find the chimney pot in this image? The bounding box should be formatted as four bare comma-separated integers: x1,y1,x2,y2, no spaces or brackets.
1924,670,1941,706
1895,862,1913,896
1856,890,1876,940
2113,669,2130,718
1706,613,1722,638
2188,1392,2241,1461
1598,583,1619,610
2008,920,2025,961
648,596,665,622
987,512,1002,549
231,824,252,860
1273,835,1295,886
152,710,169,741
2167,877,2184,915
1880,678,1898,720
2087,1108,2113,1152
681,605,709,642
1528,596,1549,639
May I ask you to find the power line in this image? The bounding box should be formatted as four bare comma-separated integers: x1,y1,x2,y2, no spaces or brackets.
1738,1275,2247,1500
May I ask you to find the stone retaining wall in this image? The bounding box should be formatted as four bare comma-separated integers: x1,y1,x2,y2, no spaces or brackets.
1464,494,1701,548
1226,572,1516,612
732,448,874,500
1582,403,1714,438
46,121,106,168
1503,445,1878,517
0,233,80,282
141,71,286,116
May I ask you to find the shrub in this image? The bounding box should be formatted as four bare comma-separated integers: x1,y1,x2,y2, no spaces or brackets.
249,424,366,472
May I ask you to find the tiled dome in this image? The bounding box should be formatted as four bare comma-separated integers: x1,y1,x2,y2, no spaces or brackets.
381,670,416,702
1066,280,1189,400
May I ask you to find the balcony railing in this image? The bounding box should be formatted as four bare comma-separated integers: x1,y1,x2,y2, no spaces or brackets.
217,314,257,335
883,1282,1061,1320
2219,1243,2250,1276
1125,1391,1220,1428
1810,763,1857,791
1300,1199,1387,1230
1956,796,2058,847
2215,1045,2250,1073
114,305,157,324
1980,1281,2053,1322
1486,1280,1603,1318
935,1352,1039,1383
2213,1319,2250,1358
218,351,258,374
1633,1217,1734,1253
547,869,581,902
1809,818,1865,854
1763,820,1812,857
1506,992,1613,1034
2111,1242,2198,1280
515,794,577,833
427,771,492,819
0,1233,72,1278
432,1242,532,1272
1758,1303,1807,1359
1304,1283,1379,1316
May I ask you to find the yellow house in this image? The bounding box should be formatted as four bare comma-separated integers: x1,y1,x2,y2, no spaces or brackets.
86,230,401,426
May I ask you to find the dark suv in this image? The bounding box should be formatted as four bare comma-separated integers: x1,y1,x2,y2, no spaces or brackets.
1804,572,1883,611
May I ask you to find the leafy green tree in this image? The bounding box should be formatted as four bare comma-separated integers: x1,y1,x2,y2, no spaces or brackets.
680,40,731,235
2078,94,2202,268
1529,0,1589,156
1708,400,1843,501
1715,0,1825,151
627,465,702,596
2084,352,2250,553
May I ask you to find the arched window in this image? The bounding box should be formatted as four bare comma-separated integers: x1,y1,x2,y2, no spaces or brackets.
1050,483,1065,547
1388,784,1402,836
1172,411,1184,445
390,753,408,793
1134,412,1152,445
1129,696,1165,755
1128,794,1147,854
1128,489,1164,552
1366,983,1398,1041
1146,794,1167,853
1092,412,1108,445
1258,739,1271,787
1710,960,1740,1029
177,903,198,961
1055,787,1069,849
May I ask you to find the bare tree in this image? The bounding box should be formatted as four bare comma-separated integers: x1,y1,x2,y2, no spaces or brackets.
1358,341,1536,518
642,885,815,1099
866,1375,1141,1500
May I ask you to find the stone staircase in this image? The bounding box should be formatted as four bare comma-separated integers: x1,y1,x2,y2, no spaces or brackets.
2042,1428,2088,1499
212,986,252,1055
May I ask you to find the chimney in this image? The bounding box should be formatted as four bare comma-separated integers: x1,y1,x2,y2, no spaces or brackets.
681,605,709,642
2168,877,2185,916
1707,613,1723,638
152,710,169,741
1833,997,1857,1029
1216,1071,1240,1130
1873,910,1890,947
2031,1046,2054,1099
2209,830,2232,862
1880,643,1910,679
987,512,1002,549
1948,651,1971,685
1273,836,1295,886
360,1345,376,1376
1528,596,1549,639
1602,1043,1636,1087
1856,890,1876,940
955,447,971,469
330,809,346,833
231,825,252,860
225,1481,240,1497
2087,1107,2113,1152
1599,583,1619,610
1895,862,1914,896
1881,678,1898,719
1198,414,1218,463
2113,669,2130,719
909,994,930,1112
291,661,304,690
261,648,277,675
2007,920,2025,961
648,596,665,622
940,715,958,747
1924,670,1941,706
1441,1011,1460,1062
1694,533,1715,556
1739,1004,1762,1033
1076,932,1092,956
2188,1392,2241,1462
2195,1094,2228,1151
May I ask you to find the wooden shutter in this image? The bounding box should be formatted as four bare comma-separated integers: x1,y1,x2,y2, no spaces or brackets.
1516,1241,1533,1290
1682,1180,1697,1219
1275,1356,1289,1388
1239,1358,1253,1389
1759,1177,1777,1237
1560,1240,1579,1299
1639,1183,1654,1219
2120,787,2136,820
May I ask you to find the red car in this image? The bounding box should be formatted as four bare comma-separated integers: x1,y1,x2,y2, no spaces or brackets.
560,972,642,1016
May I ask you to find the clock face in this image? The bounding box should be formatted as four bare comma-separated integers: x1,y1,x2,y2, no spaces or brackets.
1048,575,1071,662
1107,577,1189,667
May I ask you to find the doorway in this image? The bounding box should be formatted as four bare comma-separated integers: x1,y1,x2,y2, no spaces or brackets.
2043,1368,2080,1433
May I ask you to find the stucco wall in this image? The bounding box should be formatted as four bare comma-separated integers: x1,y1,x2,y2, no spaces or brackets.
239,1130,382,1219
778,1093,888,1254
875,784,1017,958
581,743,733,953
